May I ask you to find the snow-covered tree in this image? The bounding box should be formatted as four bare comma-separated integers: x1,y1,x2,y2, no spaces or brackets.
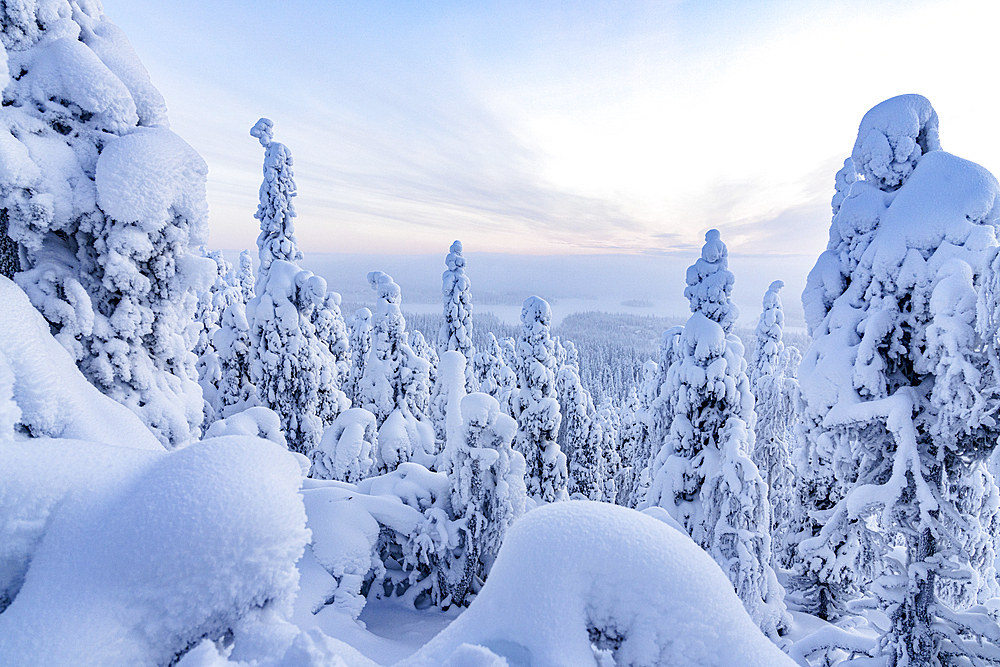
194,249,241,422
795,94,1000,664
346,307,372,405
561,365,600,499
0,4,212,447
438,240,475,389
247,260,347,454
615,386,645,506
748,280,796,569
512,296,568,503
312,291,351,380
556,363,590,457
250,117,302,278
356,271,434,471
439,365,527,605
245,120,346,454
236,249,255,303
213,295,257,419
643,229,786,639
409,330,439,387
596,399,622,503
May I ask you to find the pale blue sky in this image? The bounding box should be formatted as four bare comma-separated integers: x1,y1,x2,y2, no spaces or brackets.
102,0,1000,262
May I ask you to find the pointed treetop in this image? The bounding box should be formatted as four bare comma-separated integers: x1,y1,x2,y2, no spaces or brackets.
250,118,273,147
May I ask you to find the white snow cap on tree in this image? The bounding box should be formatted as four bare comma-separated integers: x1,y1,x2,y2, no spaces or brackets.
684,229,738,332
851,93,940,192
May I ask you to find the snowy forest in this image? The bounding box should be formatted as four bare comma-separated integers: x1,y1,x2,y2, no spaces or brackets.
4,3,1000,667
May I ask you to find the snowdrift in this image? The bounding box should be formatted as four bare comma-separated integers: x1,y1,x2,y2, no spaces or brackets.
0,436,309,667
401,500,796,667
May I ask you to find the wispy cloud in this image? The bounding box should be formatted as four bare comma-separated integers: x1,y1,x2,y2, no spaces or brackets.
103,0,1000,259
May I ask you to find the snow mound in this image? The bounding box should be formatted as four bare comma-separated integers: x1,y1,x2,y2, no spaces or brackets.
0,276,161,450
0,436,310,667
401,501,795,667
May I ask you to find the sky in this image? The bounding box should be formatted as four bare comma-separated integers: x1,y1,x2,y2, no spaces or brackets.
97,0,1000,323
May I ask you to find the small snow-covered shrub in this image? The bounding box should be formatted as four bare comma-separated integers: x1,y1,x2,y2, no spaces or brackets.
310,408,378,483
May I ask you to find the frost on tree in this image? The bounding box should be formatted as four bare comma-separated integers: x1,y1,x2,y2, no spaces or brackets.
748,280,795,569
512,296,568,503
0,2,213,447
246,120,347,455
795,94,1000,665
440,388,526,607
643,229,787,639
356,271,434,472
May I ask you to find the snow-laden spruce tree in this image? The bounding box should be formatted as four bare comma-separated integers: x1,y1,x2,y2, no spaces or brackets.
0,3,213,447
246,120,347,454
796,94,1000,665
356,271,434,472
250,117,302,278
556,362,591,459
559,365,602,499
247,259,347,454
643,229,787,639
615,385,645,506
236,249,255,303
346,307,372,405
631,326,685,507
312,291,351,381
213,292,257,419
473,332,511,399
194,250,244,422
438,240,475,388
209,248,258,420
748,280,796,569
512,296,568,502
439,353,527,606
596,399,622,503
